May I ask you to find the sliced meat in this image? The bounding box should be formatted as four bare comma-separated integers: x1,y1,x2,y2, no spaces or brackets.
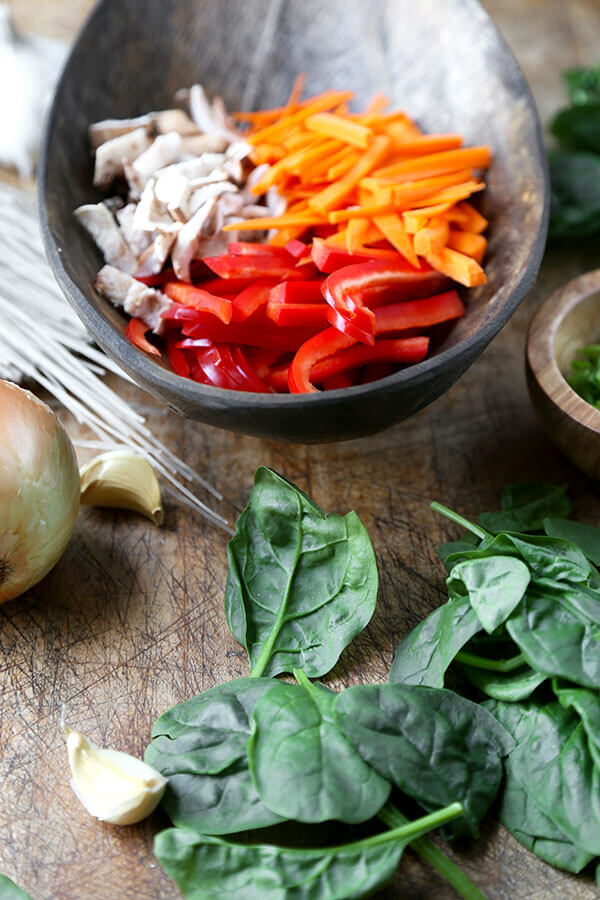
93,127,153,190
94,264,170,334
74,202,137,274
171,198,218,281
132,180,181,233
135,232,176,278
115,203,153,258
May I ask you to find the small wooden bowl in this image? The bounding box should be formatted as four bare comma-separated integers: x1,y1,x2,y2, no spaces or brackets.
527,269,600,478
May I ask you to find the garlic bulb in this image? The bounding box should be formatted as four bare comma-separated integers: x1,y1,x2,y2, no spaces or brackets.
79,449,163,524
0,380,80,603
64,725,167,826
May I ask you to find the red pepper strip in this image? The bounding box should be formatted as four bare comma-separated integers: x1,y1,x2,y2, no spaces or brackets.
360,362,396,384
326,304,376,346
267,302,330,329
203,254,308,281
165,332,191,377
288,327,357,393
268,363,291,393
125,317,161,356
228,241,294,262
180,322,317,353
269,281,326,304
193,345,241,390
374,290,465,334
230,346,272,392
198,277,254,295
321,371,356,390
164,282,233,324
285,239,311,260
311,237,399,273
310,337,430,385
135,259,209,286
232,281,276,322
244,347,285,379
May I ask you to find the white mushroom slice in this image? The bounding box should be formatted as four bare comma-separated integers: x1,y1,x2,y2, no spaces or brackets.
266,187,287,217
222,157,245,185
172,198,218,281
75,202,137,274
135,232,176,278
188,84,241,142
246,164,269,192
93,127,152,190
152,108,199,137
211,191,246,233
193,230,233,259
115,203,153,258
187,181,237,219
89,115,153,150
180,134,229,156
130,132,184,189
94,264,171,334
133,180,180,233
226,141,252,162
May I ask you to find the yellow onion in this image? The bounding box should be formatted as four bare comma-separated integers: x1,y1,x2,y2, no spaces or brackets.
0,380,80,603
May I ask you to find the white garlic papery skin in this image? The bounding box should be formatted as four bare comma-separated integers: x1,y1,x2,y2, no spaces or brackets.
65,726,167,826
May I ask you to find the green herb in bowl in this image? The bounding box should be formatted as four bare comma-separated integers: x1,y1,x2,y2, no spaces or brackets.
568,343,600,408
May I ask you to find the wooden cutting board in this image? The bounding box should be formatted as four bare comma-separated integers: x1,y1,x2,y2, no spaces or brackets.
2,1,600,898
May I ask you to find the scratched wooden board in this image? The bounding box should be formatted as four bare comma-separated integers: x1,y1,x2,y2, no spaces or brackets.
2,0,600,898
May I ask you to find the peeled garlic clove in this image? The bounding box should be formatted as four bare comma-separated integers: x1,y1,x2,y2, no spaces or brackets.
64,725,167,826
79,449,163,525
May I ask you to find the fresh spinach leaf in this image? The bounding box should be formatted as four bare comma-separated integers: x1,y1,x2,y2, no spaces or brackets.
225,467,377,678
462,663,546,702
0,877,35,900
506,585,600,688
553,680,600,768
551,103,600,154
248,674,390,824
548,150,600,239
564,62,600,106
437,534,481,570
487,699,600,857
447,556,530,634
153,803,463,900
477,484,571,534
145,678,284,834
389,595,481,687
334,683,513,838
545,517,600,567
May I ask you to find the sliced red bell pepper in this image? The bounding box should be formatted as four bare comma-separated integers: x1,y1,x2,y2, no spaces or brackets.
125,317,161,357
244,347,285,380
321,371,356,390
164,282,233,323
228,241,294,262
203,254,308,281
135,259,209,286
180,322,317,353
232,281,276,321
311,237,399,273
288,327,357,393
267,302,330,329
267,362,291,393
165,332,191,377
190,344,270,392
198,277,254,295
285,239,311,260
374,290,465,334
269,281,325,304
310,336,430,385
326,304,376,346
323,258,451,313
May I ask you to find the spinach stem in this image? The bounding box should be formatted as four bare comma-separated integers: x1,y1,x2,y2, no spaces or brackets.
456,651,526,672
329,802,463,854
378,802,490,900
431,502,489,541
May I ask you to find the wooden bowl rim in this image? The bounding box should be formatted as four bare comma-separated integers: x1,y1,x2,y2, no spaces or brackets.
527,267,600,434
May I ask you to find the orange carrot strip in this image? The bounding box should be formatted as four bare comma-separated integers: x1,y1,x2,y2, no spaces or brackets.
403,203,456,233
234,74,305,124
425,247,487,287
447,201,488,234
346,217,371,253
408,180,485,208
372,214,420,268
364,93,389,115
222,212,327,232
328,203,397,224
309,134,392,212
305,112,373,148
446,229,487,264
413,217,450,256
246,90,355,145
388,133,464,155
372,146,491,182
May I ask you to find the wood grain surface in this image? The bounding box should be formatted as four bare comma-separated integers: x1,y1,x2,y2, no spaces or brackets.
2,1,600,898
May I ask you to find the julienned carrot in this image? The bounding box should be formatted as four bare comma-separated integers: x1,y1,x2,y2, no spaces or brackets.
305,112,373,148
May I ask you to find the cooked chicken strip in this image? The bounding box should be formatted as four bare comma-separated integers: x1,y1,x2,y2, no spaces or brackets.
93,127,153,190
94,264,170,334
75,202,137,274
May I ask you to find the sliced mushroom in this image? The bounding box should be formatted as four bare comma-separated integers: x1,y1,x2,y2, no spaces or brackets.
93,127,153,190
132,180,180,234
129,132,184,191
75,202,138,274
115,203,153,258
188,84,241,143
94,265,171,333
135,232,177,278
171,198,218,281
180,134,229,157
89,109,200,150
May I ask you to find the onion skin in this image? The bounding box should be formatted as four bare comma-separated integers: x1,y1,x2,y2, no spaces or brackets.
0,381,80,603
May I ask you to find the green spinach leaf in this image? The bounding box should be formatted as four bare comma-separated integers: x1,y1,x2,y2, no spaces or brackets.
544,517,600,567
462,663,546,702
0,877,35,900
389,595,481,687
225,467,377,678
487,699,600,857
447,556,530,634
248,674,390,824
153,803,462,900
145,678,284,834
548,150,600,239
553,679,600,768
477,484,571,534
334,683,513,838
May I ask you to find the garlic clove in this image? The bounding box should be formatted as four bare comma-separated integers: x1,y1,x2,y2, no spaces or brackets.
79,449,163,525
64,725,167,826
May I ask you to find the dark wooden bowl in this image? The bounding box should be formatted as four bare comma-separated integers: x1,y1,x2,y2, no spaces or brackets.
527,269,600,479
39,0,548,443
